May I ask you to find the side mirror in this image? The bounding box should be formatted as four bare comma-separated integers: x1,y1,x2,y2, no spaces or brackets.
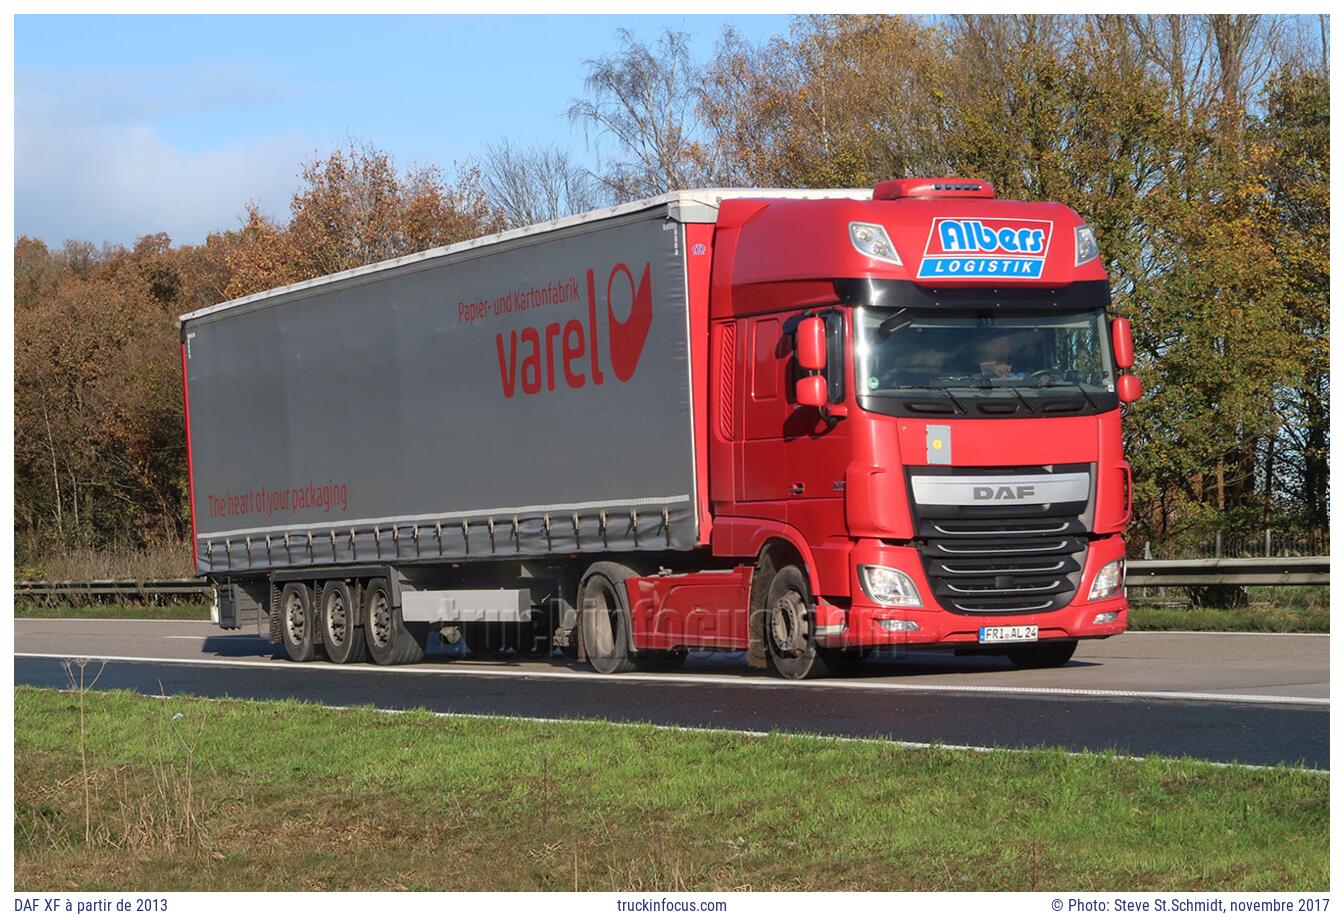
1117,374,1142,403
1112,316,1134,369
797,374,828,407
797,316,827,372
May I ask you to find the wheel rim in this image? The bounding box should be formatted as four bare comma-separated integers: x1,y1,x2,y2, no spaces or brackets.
368,590,392,649
769,589,808,658
285,593,307,646
325,591,347,645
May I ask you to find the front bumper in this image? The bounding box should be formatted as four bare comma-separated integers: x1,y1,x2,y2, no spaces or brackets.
815,535,1129,649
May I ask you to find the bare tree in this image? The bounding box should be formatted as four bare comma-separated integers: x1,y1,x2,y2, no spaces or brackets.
482,140,605,228
567,28,715,200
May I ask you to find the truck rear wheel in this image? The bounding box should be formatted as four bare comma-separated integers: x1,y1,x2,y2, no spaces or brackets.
364,577,427,666
279,583,322,662
579,562,638,674
764,565,830,680
1007,640,1078,669
320,580,367,664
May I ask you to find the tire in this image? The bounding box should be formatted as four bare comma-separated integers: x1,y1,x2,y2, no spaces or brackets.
1007,640,1078,669
763,564,830,680
363,577,427,666
279,582,322,662
579,562,639,674
319,580,367,664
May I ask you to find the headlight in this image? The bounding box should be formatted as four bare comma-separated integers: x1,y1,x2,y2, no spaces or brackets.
849,222,903,266
1088,559,1125,601
1075,225,1099,265
859,565,922,607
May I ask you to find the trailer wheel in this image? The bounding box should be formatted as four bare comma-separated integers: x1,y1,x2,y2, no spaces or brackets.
579,562,638,674
279,583,321,662
764,565,830,680
364,577,427,666
1007,640,1078,669
320,580,367,664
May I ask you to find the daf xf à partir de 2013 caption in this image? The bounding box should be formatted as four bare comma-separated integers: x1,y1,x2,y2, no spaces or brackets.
180,177,1139,678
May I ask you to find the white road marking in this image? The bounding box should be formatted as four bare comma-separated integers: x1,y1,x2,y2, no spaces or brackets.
13,651,1328,706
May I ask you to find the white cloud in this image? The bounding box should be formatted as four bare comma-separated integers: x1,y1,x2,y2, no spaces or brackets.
15,64,313,247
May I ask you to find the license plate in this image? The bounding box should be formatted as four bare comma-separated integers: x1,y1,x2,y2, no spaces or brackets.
979,625,1038,644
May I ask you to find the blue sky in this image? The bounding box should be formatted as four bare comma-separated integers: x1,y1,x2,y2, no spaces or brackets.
15,14,796,247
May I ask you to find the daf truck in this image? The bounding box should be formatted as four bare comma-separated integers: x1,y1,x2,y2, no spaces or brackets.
180,177,1139,679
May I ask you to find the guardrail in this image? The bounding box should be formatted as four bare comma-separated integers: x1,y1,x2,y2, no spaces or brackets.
14,578,210,600
13,557,1329,601
1125,556,1328,587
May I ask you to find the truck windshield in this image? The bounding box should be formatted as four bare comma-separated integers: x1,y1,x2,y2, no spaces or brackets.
855,306,1116,397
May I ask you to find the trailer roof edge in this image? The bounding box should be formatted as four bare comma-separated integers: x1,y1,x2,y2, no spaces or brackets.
178,187,871,326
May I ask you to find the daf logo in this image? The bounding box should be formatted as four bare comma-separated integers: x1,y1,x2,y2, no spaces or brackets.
973,485,1036,501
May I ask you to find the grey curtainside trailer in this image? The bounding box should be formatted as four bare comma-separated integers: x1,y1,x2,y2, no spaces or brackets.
180,195,727,658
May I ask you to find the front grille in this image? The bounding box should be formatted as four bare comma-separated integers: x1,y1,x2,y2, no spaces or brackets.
920,518,1086,615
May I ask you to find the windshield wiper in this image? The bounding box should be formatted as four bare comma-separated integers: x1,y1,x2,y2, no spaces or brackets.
1039,380,1100,411
872,384,970,413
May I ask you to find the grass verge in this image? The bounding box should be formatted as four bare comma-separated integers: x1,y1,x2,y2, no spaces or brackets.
14,686,1328,892
1128,606,1328,633
15,603,210,621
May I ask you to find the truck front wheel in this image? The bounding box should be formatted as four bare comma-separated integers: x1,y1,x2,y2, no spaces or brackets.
579,562,638,674
764,565,830,680
363,577,427,666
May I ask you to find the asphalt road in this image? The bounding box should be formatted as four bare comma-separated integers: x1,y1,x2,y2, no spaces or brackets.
14,618,1329,769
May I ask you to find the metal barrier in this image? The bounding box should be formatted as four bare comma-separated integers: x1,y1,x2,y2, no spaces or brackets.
14,578,210,600
1125,556,1329,588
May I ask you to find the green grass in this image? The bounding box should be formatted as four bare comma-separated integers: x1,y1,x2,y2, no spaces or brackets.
13,686,1328,892
14,603,210,620
1129,606,1328,633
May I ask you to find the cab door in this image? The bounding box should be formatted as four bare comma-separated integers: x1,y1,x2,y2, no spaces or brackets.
739,315,792,503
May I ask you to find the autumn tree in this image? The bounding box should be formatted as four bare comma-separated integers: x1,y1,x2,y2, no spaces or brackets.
225,141,501,299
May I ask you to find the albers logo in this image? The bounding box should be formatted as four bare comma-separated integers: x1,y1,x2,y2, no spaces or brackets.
918,217,1054,280
495,261,653,399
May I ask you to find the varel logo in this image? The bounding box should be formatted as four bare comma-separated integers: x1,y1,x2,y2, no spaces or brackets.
973,484,1036,501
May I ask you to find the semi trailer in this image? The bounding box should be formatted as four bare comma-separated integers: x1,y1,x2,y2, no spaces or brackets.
180,177,1140,679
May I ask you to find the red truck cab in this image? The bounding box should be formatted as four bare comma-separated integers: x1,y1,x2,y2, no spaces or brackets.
652,178,1138,678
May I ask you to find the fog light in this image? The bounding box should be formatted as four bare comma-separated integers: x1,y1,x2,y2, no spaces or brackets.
876,619,920,632
849,222,903,266
1092,611,1120,624
859,565,922,607
1088,559,1125,601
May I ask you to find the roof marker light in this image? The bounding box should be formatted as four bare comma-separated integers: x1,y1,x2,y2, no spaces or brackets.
849,222,903,266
